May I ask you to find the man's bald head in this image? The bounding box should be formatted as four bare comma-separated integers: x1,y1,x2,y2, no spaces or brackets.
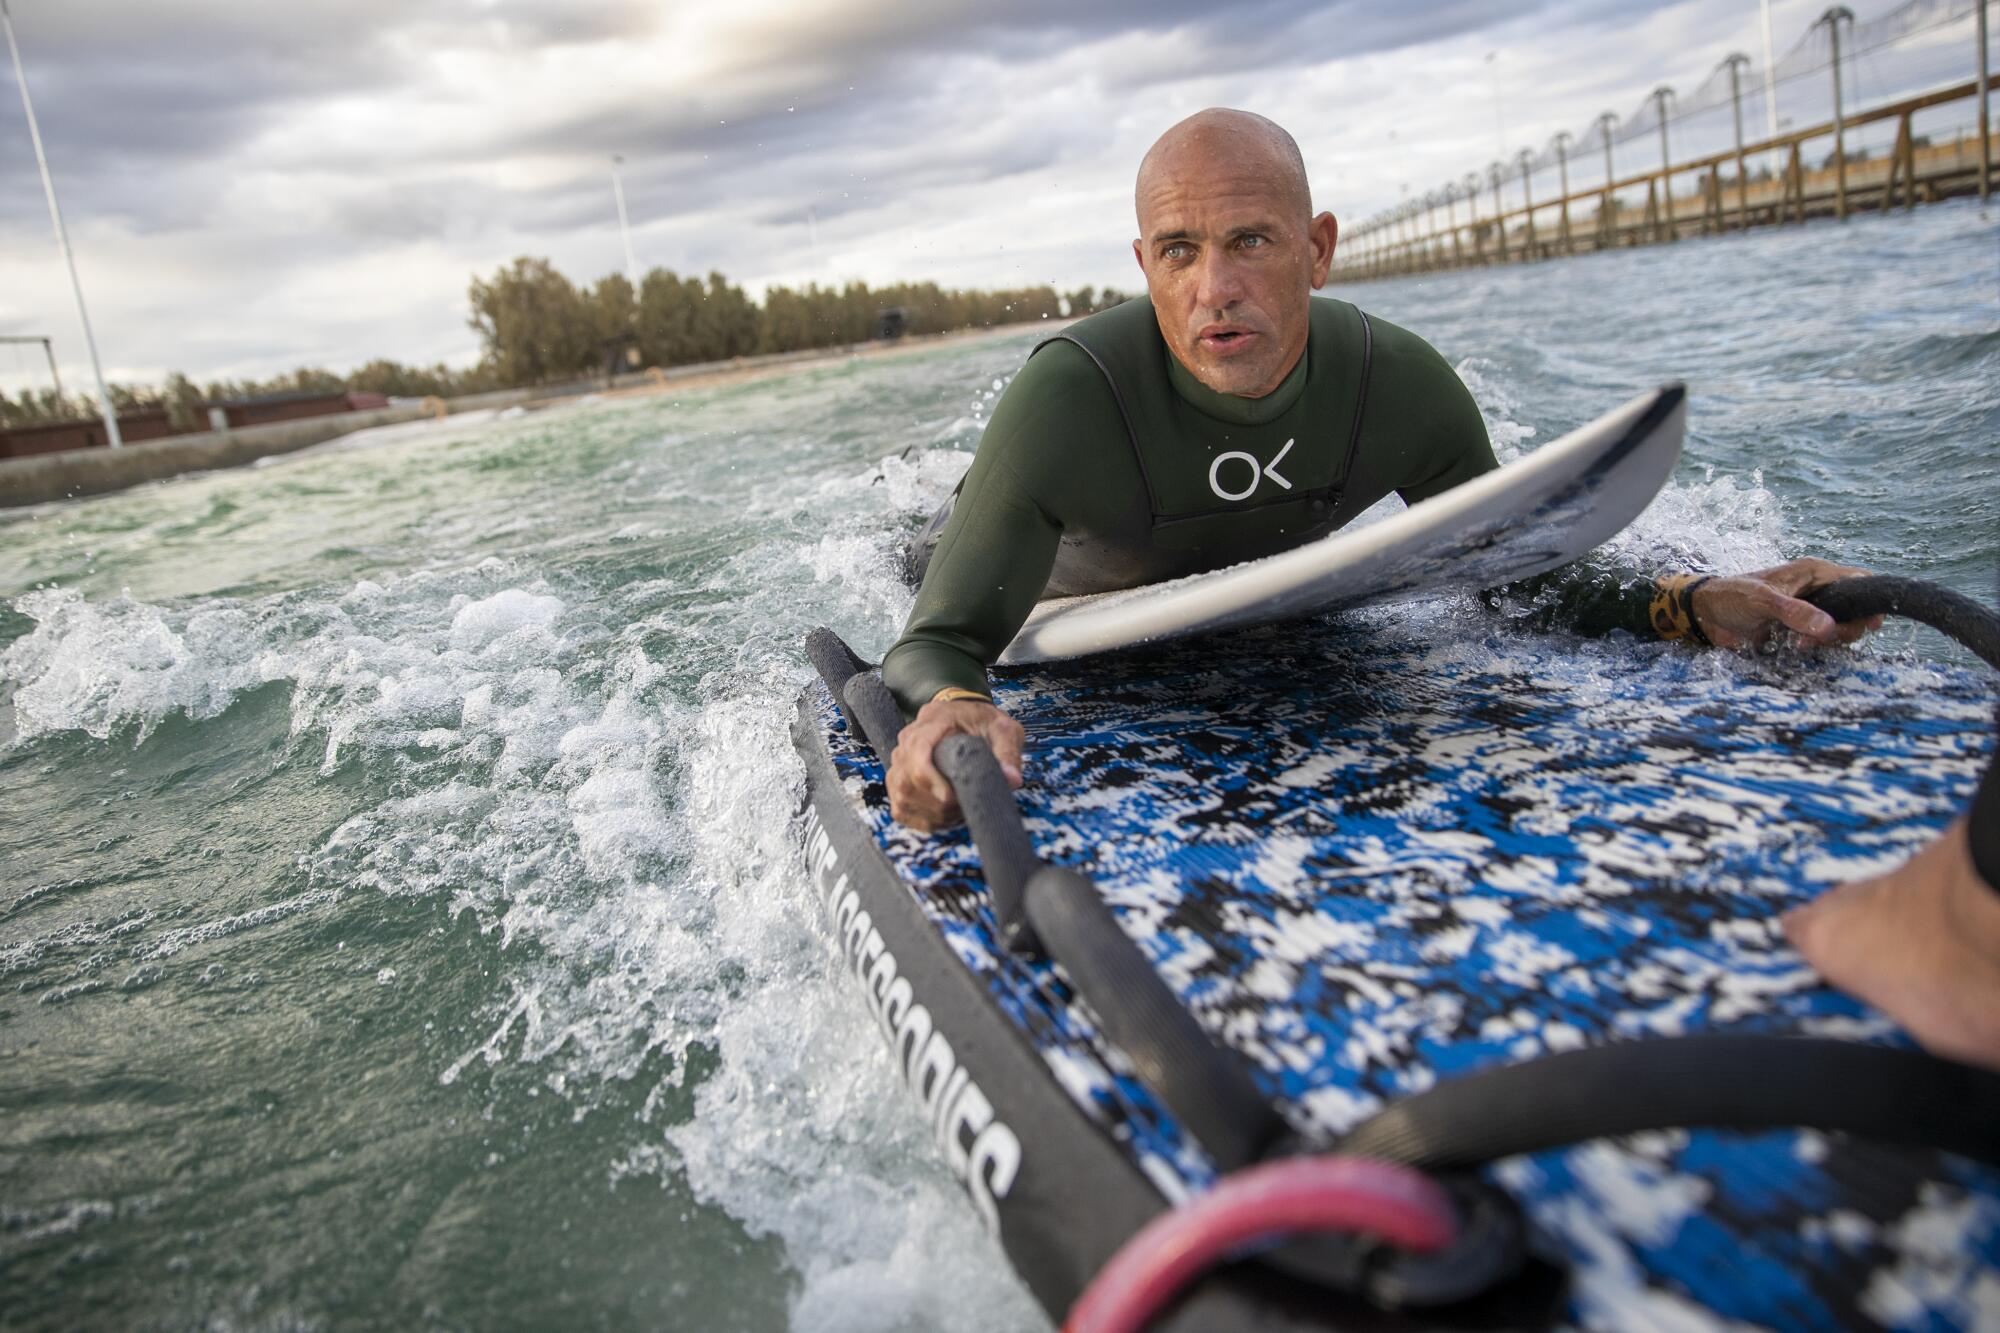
1135,108,1311,227
1129,108,1336,397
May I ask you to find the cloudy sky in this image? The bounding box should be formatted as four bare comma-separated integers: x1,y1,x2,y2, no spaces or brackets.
0,0,1899,388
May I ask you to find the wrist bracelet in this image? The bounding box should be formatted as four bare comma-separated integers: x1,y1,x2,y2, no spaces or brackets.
1650,573,1714,645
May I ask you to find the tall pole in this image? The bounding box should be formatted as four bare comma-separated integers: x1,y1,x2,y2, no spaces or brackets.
1465,172,1484,262
1822,7,1854,222
40,335,60,399
1484,51,1508,162
1979,0,1991,202
1517,149,1538,256
1597,112,1619,247
1724,54,1752,230
1554,131,1573,253
1490,161,1508,261
609,154,639,289
1652,86,1677,242
1761,0,1782,176
2,0,121,447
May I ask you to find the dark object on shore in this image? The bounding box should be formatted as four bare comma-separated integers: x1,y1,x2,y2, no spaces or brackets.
874,307,908,341
600,331,642,382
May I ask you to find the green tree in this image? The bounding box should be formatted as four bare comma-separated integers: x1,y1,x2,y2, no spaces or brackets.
467,256,596,385
637,268,699,366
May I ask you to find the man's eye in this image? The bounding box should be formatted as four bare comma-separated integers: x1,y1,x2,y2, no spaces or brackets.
1163,243,1191,260
1239,234,1267,249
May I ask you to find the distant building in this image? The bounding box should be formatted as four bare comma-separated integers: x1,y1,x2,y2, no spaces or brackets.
1,391,391,460
0,408,178,459
199,390,388,433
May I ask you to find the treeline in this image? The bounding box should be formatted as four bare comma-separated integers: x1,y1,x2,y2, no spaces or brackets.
464,257,1127,385
0,258,1129,430
0,362,502,431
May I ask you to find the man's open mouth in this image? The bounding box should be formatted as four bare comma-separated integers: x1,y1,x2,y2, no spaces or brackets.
1198,327,1255,350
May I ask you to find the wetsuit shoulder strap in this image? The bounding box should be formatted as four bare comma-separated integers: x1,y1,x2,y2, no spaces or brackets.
1034,298,1168,519
1341,308,1375,493
1293,298,1375,512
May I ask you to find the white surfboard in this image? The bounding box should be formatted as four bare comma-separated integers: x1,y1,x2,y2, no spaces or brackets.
998,384,1686,665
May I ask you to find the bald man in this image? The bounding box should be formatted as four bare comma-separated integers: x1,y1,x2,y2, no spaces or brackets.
882,109,1876,832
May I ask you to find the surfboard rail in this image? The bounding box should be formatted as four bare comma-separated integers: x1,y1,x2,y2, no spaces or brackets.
1002,383,1685,664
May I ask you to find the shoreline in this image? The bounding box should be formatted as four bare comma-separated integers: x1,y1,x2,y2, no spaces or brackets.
0,318,1069,511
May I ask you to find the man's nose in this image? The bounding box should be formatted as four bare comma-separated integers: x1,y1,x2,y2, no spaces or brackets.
1191,248,1244,310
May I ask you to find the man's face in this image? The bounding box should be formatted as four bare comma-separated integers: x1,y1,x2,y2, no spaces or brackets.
1133,152,1337,398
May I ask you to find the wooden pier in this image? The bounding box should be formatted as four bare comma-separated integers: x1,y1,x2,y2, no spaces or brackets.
1337,77,1998,281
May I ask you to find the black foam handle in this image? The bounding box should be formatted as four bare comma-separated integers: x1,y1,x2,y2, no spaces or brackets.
805,627,872,734
840,670,907,763
1806,575,2000,670
934,732,1040,952
1023,865,1282,1170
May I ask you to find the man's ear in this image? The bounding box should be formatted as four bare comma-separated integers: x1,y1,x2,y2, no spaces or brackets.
1308,212,1338,289
1132,238,1147,277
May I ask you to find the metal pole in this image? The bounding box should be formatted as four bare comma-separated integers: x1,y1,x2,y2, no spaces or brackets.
1465,172,1484,262
1823,7,1853,222
0,334,64,401
1724,53,1751,230
1554,131,1573,253
1979,0,1991,202
1597,112,1618,247
2,0,121,447
1652,86,1677,241
609,154,639,289
1517,149,1537,256
1490,162,1508,261
1484,51,1508,162
1445,185,1462,265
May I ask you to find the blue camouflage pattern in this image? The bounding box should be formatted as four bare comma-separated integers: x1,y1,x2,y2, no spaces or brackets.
815,612,2000,1330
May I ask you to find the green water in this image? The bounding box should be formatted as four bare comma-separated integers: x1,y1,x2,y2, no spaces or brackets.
2,201,1996,1331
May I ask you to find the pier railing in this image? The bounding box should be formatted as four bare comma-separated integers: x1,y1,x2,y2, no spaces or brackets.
1337,0,1996,281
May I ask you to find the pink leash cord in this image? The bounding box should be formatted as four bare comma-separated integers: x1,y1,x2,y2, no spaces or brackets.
1063,1155,1459,1333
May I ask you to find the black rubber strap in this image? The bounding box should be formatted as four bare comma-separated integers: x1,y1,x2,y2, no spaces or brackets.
1335,1035,2000,1170
1805,574,2000,670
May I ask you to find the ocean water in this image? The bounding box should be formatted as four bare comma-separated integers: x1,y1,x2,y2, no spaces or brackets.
2,200,1995,1332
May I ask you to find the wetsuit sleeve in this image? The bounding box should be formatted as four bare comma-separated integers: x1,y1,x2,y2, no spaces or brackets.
880,344,1123,714
1484,558,1664,637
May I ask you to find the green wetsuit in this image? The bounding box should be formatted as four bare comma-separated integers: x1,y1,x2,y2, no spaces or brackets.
883,296,1657,713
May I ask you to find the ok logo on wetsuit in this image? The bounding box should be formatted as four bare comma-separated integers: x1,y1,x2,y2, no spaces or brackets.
1207,437,1295,503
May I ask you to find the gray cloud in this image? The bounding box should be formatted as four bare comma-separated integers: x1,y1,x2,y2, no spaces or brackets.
0,0,1788,384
